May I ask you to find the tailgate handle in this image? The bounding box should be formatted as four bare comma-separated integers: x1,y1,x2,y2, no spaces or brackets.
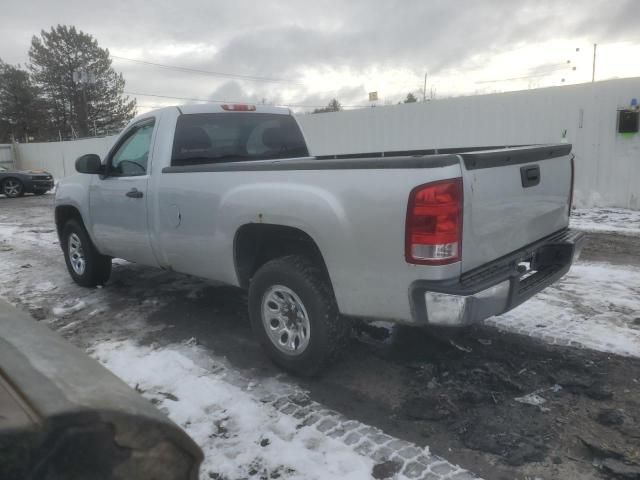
520,165,540,188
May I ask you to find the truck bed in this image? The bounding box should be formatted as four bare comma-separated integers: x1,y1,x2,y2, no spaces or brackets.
162,143,573,274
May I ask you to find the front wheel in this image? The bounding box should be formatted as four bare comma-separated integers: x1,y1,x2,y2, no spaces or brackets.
2,178,24,198
248,255,351,376
61,219,112,287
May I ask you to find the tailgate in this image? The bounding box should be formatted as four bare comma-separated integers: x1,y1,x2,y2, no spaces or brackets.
459,144,573,272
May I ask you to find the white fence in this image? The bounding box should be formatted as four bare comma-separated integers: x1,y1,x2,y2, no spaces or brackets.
0,144,15,170
16,136,116,180
14,77,640,209
296,77,640,210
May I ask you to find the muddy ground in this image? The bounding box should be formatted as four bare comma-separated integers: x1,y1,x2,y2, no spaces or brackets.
139,229,640,479
2,195,639,479
141,283,640,480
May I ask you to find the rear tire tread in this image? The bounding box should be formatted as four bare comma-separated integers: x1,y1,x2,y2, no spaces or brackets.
249,255,350,376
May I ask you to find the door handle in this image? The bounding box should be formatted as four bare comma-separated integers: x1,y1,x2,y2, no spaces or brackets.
126,188,144,198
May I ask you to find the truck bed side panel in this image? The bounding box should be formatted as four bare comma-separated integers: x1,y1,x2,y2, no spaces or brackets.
152,163,462,322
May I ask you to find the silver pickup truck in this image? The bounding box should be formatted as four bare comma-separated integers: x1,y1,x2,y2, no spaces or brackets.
55,104,585,375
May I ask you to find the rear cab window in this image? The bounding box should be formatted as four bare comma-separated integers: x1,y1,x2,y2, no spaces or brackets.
171,113,309,166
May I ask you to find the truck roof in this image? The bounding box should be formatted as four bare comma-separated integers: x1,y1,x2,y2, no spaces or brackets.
132,104,292,124
179,103,291,115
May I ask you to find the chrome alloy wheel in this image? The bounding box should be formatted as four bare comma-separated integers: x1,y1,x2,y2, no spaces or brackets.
3,179,22,197
261,285,311,355
68,233,86,275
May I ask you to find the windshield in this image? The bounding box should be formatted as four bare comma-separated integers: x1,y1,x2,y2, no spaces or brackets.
171,113,308,166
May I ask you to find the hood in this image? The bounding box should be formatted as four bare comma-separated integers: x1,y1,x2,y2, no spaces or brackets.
2,169,53,176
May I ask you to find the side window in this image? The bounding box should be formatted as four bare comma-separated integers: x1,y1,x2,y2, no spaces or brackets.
109,121,155,176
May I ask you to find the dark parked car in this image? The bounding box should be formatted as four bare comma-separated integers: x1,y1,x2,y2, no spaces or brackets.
0,165,54,198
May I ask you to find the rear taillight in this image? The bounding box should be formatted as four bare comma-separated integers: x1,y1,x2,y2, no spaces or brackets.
221,104,256,111
405,178,463,265
568,154,575,214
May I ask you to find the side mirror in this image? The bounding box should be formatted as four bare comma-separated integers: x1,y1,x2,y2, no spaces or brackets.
75,154,103,174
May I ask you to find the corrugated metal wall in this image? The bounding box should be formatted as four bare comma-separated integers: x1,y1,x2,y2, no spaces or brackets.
297,78,640,209
0,144,15,170
14,77,640,209
16,136,116,180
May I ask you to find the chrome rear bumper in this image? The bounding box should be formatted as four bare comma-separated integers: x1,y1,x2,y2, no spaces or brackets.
410,229,587,326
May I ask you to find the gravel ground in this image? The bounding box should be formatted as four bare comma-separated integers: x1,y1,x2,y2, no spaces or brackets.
1,194,640,480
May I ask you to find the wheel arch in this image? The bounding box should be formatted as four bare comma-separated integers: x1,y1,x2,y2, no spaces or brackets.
1,176,23,183
54,205,86,240
233,223,332,291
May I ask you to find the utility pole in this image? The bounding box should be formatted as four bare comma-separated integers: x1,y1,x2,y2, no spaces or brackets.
423,72,428,102
592,43,597,82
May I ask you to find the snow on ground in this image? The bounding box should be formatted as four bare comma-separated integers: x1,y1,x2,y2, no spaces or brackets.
92,339,476,480
93,340,374,480
489,263,640,357
0,203,478,480
1,197,639,479
571,207,640,235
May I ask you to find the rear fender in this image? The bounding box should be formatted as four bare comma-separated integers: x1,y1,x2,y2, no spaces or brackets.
217,182,354,308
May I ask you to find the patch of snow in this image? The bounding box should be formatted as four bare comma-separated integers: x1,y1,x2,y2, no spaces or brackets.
33,281,57,293
489,262,640,357
0,222,20,236
571,208,640,236
514,393,546,406
0,221,58,248
58,319,84,332
52,299,87,317
92,340,375,480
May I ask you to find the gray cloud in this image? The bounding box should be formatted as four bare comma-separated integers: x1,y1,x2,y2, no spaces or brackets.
0,0,638,109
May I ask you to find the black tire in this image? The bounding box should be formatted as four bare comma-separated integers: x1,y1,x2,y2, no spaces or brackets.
61,219,112,287
248,255,351,376
2,178,24,198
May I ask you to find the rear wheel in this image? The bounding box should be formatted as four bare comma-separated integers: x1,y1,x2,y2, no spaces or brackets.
248,255,351,376
61,219,111,287
2,178,24,198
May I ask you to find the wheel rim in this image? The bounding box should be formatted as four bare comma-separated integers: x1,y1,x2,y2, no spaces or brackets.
68,233,86,275
3,180,21,197
261,285,311,356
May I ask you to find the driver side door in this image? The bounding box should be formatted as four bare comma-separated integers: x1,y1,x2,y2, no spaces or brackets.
89,118,158,266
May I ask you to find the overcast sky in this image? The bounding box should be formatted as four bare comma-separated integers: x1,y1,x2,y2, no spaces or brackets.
2,0,640,113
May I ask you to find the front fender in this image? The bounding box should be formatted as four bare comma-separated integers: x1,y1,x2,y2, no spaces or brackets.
54,174,96,240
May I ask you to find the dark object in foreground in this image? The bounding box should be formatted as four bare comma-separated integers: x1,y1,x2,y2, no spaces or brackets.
0,299,203,480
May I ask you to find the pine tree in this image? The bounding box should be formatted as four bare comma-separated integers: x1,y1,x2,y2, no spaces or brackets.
29,25,136,139
312,98,342,114
0,60,45,143
403,93,418,103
